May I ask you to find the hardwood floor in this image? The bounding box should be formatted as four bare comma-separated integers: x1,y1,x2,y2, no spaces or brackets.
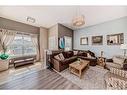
0,69,81,90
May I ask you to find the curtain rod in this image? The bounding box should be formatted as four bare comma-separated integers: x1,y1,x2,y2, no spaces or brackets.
0,28,38,35
17,31,38,36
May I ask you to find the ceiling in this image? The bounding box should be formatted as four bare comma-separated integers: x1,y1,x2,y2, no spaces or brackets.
0,6,127,30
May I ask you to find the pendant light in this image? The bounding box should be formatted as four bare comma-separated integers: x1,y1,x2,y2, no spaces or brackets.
72,6,85,27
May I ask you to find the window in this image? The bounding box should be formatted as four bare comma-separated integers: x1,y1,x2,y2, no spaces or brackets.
64,36,72,51
8,33,37,57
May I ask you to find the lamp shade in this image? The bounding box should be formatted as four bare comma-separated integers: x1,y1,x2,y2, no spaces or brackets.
47,50,52,55
120,44,127,49
72,15,85,26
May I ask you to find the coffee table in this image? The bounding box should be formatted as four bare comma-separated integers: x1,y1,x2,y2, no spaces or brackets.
69,59,89,79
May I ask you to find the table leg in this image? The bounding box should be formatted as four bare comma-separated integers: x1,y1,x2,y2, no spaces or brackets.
79,70,82,79
69,66,71,73
87,64,89,69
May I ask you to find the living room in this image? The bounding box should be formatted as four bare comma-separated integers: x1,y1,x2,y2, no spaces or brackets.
0,5,127,91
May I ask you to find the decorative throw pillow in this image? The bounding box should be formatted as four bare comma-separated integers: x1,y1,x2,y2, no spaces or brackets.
59,53,65,60
54,55,61,61
88,50,95,57
73,51,78,55
113,56,125,65
77,51,84,56
87,53,92,58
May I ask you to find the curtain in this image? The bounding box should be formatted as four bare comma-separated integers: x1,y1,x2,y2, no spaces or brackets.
31,34,39,61
64,36,72,51
0,29,17,53
59,37,65,49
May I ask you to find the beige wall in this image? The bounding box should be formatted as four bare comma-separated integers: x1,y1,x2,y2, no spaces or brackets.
58,24,73,38
48,24,73,50
40,27,48,61
48,24,58,50
58,24,73,49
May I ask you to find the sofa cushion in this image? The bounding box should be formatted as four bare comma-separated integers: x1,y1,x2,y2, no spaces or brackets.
25,58,34,61
82,52,87,57
66,51,73,58
113,56,125,65
79,56,96,60
60,56,77,65
104,72,127,85
14,60,24,63
106,62,122,69
110,67,127,78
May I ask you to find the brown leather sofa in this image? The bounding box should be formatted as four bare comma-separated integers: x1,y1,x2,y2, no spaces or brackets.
50,50,97,72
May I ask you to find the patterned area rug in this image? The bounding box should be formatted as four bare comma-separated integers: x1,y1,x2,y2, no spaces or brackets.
59,65,109,89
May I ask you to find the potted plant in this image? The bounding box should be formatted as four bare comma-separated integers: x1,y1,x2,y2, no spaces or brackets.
0,41,9,71
77,58,81,64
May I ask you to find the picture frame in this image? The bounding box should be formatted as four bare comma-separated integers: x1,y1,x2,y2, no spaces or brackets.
80,37,88,45
107,33,124,45
92,36,103,45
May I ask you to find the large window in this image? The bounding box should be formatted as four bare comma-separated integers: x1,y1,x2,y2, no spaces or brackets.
8,33,37,57
64,36,72,51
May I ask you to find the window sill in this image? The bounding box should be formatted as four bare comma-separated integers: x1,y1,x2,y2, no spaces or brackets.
10,54,37,59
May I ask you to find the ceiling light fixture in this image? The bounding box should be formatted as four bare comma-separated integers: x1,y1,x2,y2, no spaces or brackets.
27,16,35,23
72,7,85,27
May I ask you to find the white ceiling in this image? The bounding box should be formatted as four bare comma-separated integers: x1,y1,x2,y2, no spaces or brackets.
0,6,127,30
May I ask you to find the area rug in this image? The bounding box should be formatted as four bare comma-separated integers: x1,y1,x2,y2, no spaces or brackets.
59,65,109,89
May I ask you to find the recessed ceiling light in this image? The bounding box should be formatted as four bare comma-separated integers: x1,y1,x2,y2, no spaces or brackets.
27,16,35,23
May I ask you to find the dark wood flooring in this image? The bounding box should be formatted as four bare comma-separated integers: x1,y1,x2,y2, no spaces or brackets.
0,69,81,90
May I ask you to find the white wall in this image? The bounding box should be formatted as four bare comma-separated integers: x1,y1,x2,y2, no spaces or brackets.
40,27,48,61
48,24,58,50
74,17,127,58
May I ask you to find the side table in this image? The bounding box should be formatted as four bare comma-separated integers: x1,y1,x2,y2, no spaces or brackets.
97,57,106,68
47,60,53,70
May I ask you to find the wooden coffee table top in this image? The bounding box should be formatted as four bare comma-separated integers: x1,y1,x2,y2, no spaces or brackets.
69,60,89,70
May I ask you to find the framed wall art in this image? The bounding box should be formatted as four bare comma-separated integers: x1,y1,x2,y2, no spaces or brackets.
80,37,88,45
107,33,124,45
92,36,103,45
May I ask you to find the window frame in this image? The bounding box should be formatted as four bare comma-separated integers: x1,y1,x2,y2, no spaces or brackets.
8,32,37,57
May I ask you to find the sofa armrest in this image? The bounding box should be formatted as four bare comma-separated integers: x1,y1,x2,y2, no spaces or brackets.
52,58,61,72
106,59,113,62
52,58,60,65
123,63,127,70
